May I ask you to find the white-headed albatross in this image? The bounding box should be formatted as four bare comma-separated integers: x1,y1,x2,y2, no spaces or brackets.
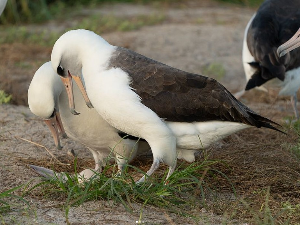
50,29,283,183
28,62,149,181
239,0,300,118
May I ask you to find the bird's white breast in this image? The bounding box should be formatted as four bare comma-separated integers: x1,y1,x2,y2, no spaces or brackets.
279,67,300,96
58,80,121,152
243,14,256,81
83,67,173,141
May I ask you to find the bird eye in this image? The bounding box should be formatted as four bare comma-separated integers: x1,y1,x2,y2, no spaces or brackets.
49,110,55,118
57,66,64,76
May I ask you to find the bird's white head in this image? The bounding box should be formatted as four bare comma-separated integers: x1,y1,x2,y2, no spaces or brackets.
28,62,67,150
28,62,62,119
51,29,114,114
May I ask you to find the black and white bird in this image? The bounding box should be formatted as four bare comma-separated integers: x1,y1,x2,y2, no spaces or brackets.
239,0,300,118
50,29,282,183
28,62,149,181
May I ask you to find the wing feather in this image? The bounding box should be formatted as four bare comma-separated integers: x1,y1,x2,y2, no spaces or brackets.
108,47,280,131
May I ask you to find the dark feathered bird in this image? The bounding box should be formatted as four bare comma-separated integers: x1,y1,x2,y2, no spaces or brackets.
50,29,283,183
240,0,300,118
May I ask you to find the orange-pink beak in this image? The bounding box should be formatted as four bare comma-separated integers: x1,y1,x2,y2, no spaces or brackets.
44,111,67,150
60,71,93,115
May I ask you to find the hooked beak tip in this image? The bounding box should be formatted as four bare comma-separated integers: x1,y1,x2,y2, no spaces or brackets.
86,102,94,108
71,108,80,115
277,48,285,58
279,51,286,58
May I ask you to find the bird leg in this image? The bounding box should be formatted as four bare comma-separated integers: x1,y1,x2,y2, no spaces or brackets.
164,164,176,185
88,149,102,172
55,112,68,139
291,93,299,120
136,158,160,183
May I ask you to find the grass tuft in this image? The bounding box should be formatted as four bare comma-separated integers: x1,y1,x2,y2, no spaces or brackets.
0,13,165,46
0,0,169,25
282,117,300,159
76,13,166,34
0,184,29,213
201,63,226,81
216,0,263,7
21,157,224,220
0,90,12,104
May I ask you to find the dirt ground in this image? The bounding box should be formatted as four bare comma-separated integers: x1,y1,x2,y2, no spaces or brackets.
1,1,300,224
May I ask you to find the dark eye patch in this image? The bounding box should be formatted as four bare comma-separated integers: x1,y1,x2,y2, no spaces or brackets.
57,66,64,76
49,109,55,118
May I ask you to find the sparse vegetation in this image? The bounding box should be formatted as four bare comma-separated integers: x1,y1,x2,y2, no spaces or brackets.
21,158,222,220
202,63,226,81
282,118,300,159
76,13,166,34
1,0,300,224
0,0,264,25
0,0,169,25
0,184,28,213
0,13,165,46
217,0,264,7
0,90,12,104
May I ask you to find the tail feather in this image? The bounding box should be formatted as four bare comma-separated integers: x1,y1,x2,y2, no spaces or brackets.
227,87,284,133
255,120,286,134
248,112,286,134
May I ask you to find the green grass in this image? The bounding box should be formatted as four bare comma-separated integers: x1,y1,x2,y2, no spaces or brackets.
289,141,300,159
76,13,165,34
282,118,300,159
239,187,300,225
0,90,12,104
201,63,226,81
0,26,59,46
21,157,225,221
216,0,264,7
0,0,264,26
2,151,300,223
0,0,171,25
0,13,166,46
0,184,29,213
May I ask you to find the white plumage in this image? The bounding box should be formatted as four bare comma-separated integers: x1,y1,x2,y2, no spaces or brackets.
50,29,280,183
28,62,149,181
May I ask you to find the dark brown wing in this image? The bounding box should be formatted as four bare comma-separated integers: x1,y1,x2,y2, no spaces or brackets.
108,47,281,130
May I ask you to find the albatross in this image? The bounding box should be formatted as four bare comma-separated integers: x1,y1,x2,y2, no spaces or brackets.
28,62,149,181
238,0,300,118
50,29,283,183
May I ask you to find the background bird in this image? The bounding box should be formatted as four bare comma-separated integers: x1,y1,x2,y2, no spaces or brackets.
50,29,283,183
237,0,300,119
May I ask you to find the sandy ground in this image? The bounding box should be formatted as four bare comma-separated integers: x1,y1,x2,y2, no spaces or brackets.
1,1,300,224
